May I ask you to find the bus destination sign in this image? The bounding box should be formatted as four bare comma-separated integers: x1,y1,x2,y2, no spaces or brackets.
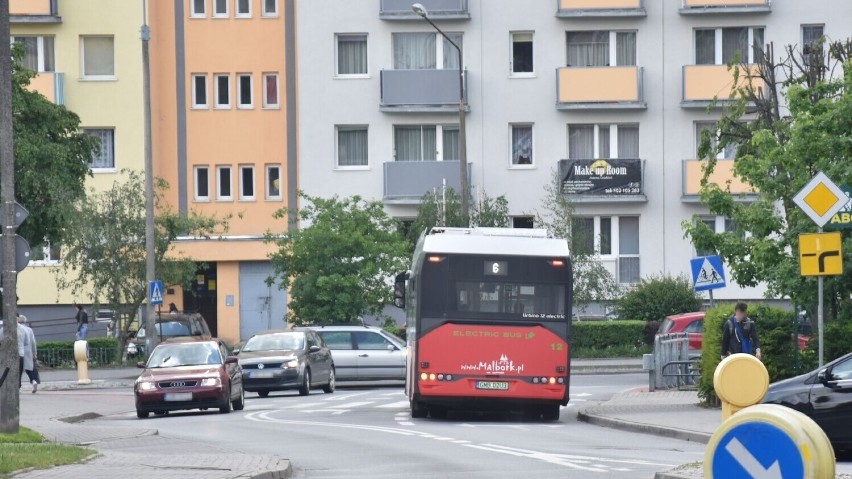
484,260,508,276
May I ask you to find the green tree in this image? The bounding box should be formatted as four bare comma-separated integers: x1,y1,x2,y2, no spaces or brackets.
407,187,509,247
615,274,702,322
267,193,409,325
682,40,852,319
57,171,228,350
10,42,98,247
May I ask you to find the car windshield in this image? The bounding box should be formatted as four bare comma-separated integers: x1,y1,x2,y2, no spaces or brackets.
147,343,221,368
243,333,304,352
155,321,193,336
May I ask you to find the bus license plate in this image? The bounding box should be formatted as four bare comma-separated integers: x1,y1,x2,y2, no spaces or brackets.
476,381,509,391
164,392,192,402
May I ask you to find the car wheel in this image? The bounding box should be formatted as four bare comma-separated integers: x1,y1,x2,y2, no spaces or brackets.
410,400,427,419
258,391,270,398
542,405,560,421
219,385,233,414
154,410,168,417
136,410,149,419
322,368,336,394
233,384,245,411
298,369,311,396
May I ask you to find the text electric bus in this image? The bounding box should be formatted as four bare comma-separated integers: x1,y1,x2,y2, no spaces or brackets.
394,227,572,420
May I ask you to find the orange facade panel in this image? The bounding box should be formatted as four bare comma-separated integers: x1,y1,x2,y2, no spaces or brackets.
557,67,643,108
561,0,641,9
10,0,53,16
26,72,60,103
682,64,763,104
683,0,768,6
683,160,754,196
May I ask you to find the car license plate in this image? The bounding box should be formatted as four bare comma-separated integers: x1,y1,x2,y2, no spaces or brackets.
251,371,274,379
164,392,192,402
475,381,509,390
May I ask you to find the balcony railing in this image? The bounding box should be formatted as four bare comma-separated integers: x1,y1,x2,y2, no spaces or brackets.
557,0,646,17
680,0,770,14
380,69,467,113
681,64,763,108
380,0,469,20
557,66,645,110
383,161,471,204
10,0,61,22
682,159,756,201
26,72,64,105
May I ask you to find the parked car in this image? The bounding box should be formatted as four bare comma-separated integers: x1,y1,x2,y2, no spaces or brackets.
134,337,244,418
236,329,335,397
656,312,810,351
763,352,852,450
127,312,212,358
309,325,406,381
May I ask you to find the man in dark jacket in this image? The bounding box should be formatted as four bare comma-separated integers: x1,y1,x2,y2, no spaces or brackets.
721,302,762,360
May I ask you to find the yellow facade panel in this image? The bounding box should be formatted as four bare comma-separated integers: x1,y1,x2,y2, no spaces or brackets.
561,0,641,9
10,0,52,16
684,0,767,6
684,160,754,196
683,64,763,102
558,67,639,103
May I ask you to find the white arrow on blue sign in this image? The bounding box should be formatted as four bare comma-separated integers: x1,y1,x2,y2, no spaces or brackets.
149,280,164,306
691,255,726,292
712,422,802,478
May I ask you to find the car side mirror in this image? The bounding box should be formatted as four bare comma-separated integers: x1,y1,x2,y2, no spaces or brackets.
387,344,396,352
137,361,146,369
309,345,321,353
393,271,409,309
818,368,831,384
232,348,240,355
225,356,239,364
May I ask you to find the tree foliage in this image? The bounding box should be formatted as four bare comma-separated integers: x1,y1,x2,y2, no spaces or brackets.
9,43,98,247
407,187,509,247
615,274,702,323
58,171,229,346
682,39,852,320
267,193,409,325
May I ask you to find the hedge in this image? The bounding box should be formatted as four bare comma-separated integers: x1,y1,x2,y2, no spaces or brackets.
38,338,120,368
572,320,645,351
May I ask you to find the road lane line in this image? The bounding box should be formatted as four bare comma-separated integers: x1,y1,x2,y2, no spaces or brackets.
332,401,374,409
377,401,410,408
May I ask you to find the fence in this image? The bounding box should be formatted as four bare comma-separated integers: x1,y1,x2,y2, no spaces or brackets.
647,332,701,390
39,347,119,369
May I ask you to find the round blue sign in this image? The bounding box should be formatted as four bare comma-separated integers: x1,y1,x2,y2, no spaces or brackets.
713,422,803,478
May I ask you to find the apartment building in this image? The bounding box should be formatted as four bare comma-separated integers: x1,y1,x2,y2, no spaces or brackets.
297,0,852,306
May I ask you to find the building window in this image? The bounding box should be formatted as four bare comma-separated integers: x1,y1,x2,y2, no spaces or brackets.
394,125,458,162
236,0,251,17
618,216,640,284
266,164,282,200
337,126,368,167
392,32,462,70
239,165,255,200
574,216,640,284
510,124,533,166
11,36,55,72
696,123,737,159
513,217,534,229
31,241,62,263
695,27,764,65
191,0,206,17
694,216,742,256
214,74,230,108
262,73,279,108
568,124,639,159
336,34,368,76
195,166,210,201
511,32,533,75
81,36,115,79
216,166,232,200
192,74,208,108
566,31,636,67
213,0,228,17
262,0,278,17
84,129,115,169
571,217,595,255
802,24,825,64
237,73,253,108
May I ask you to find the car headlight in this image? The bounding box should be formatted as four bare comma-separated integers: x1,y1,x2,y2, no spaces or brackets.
201,377,221,387
283,359,299,369
137,381,156,391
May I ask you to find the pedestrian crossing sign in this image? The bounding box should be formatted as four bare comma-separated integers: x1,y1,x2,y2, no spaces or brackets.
691,256,726,292
149,280,164,305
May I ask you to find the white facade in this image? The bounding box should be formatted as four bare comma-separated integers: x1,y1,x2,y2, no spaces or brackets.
296,0,852,301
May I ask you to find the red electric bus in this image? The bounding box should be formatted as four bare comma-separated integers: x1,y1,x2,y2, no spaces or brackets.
394,227,572,420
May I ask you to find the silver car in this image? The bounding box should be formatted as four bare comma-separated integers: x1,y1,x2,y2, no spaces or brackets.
310,325,406,381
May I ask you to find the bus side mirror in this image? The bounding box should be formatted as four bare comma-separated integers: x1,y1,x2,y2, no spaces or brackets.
393,271,409,309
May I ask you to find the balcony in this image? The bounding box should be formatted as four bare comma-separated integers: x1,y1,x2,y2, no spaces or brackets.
10,0,61,23
380,69,468,113
680,0,770,15
557,0,646,18
557,159,647,203
682,159,755,201
681,64,763,108
383,161,471,204
26,72,64,105
557,67,646,110
380,0,469,20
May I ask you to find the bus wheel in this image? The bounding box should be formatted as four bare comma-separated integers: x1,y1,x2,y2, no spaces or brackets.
411,400,427,419
542,405,560,421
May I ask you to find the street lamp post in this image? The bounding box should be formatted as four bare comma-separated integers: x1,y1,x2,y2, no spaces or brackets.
141,0,156,356
412,3,469,225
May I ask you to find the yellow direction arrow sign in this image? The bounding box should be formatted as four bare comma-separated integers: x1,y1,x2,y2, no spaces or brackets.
800,232,843,276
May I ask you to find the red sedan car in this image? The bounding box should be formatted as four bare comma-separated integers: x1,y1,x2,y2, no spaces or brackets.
135,337,244,418
657,312,810,351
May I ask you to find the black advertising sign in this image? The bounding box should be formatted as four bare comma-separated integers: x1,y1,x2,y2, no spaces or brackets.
559,159,642,195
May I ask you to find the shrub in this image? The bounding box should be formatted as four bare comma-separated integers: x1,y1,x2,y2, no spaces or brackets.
39,338,119,368
697,305,729,404
572,320,644,352
615,274,702,323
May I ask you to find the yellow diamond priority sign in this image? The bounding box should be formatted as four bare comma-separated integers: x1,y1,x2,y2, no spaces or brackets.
793,172,848,227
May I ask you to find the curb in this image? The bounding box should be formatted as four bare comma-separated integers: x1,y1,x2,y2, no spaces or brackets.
570,367,645,375
576,409,711,444
246,462,293,479
654,472,698,479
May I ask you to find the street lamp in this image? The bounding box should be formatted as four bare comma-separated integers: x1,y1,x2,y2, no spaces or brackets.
412,3,469,225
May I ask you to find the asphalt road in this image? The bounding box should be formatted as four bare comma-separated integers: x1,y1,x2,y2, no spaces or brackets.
96,373,706,478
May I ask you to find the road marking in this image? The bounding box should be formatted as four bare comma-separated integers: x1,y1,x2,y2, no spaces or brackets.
323,392,371,401
377,401,411,409
724,437,783,479
303,409,349,415
333,401,374,409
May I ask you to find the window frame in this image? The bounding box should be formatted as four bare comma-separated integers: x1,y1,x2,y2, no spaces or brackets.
213,0,228,18
238,165,256,201
194,166,210,202
565,30,637,68
567,123,639,160
265,164,282,200
262,72,280,108
216,165,233,201
510,31,535,77
391,32,463,70
11,35,55,72
237,73,253,109
693,26,765,65
83,128,116,171
509,123,534,168
30,240,62,265
214,73,231,109
191,74,208,109
335,125,369,169
335,33,369,78
80,35,116,80
191,0,207,18
235,0,252,18
261,0,278,17
802,24,825,56
393,124,459,162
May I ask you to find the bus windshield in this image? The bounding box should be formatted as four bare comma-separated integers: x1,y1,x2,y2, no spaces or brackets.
455,282,566,318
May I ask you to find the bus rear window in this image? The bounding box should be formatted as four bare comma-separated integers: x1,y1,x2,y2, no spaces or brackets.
455,282,566,318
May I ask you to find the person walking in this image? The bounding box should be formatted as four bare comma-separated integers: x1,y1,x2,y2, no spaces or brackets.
0,317,29,389
75,304,89,340
18,314,39,393
721,302,762,360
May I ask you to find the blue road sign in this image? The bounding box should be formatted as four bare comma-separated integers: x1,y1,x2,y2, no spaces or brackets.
691,255,726,292
149,280,164,306
712,421,802,478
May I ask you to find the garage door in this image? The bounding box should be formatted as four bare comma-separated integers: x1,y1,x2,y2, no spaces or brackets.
239,262,287,340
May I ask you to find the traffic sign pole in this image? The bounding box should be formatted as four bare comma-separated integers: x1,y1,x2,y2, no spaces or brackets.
818,228,824,367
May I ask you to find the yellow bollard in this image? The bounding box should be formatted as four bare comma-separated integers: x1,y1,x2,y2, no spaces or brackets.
713,354,768,420
74,340,91,385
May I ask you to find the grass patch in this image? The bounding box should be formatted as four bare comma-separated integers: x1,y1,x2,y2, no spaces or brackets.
573,344,652,359
0,427,42,444
0,429,95,477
